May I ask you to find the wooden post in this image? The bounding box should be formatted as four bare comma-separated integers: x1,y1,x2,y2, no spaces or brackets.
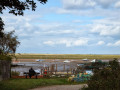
67,69,68,77
41,69,43,75
48,67,49,74
35,73,37,79
63,63,65,72
56,64,57,72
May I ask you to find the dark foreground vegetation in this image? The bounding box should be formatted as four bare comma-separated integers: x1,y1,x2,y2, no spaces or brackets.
82,58,120,90
0,78,85,90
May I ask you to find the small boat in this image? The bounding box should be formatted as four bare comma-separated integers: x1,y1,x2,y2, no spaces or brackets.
90,59,96,62
82,58,88,61
63,60,70,63
35,59,44,62
34,69,40,73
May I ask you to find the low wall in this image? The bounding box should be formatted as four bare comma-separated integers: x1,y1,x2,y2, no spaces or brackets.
0,60,11,81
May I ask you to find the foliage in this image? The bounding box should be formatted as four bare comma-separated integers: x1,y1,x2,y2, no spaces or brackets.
82,58,120,90
0,55,12,61
11,71,20,76
0,0,47,16
0,30,20,55
0,78,84,90
0,17,4,37
0,0,47,37
90,61,107,70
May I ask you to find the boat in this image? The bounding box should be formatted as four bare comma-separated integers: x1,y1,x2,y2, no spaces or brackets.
63,60,70,63
82,58,88,61
35,59,44,62
90,59,96,62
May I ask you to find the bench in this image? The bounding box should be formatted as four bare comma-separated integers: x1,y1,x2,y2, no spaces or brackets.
24,72,40,79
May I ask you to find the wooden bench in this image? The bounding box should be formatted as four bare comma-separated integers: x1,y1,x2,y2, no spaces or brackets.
24,72,40,79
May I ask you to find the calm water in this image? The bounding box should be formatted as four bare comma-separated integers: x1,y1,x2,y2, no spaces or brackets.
11,60,78,76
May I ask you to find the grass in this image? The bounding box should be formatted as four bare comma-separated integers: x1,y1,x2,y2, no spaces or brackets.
15,54,120,60
0,78,85,90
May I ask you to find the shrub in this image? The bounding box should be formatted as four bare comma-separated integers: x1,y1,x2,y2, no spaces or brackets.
82,58,120,90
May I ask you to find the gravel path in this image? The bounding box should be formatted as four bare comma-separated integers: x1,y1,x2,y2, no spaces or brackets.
30,84,87,90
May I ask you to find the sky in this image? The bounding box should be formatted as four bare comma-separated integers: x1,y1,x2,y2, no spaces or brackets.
1,0,120,54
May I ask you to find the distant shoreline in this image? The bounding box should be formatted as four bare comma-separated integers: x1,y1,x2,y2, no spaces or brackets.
14,54,120,60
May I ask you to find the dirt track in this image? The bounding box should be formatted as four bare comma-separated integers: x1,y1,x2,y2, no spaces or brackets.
30,84,87,90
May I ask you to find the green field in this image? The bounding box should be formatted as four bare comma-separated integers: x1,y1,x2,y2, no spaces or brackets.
15,54,120,60
0,78,85,90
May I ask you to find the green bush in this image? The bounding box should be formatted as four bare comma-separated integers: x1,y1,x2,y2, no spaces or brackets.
11,71,20,76
0,55,12,61
82,58,120,90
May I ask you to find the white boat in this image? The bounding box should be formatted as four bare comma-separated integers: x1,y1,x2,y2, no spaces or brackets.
90,59,96,62
82,58,88,61
63,60,70,63
35,59,44,62
34,69,40,73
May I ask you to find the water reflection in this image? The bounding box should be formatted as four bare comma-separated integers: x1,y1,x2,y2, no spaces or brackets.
11,60,78,75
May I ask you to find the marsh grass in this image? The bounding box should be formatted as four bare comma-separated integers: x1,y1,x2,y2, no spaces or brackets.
15,54,120,59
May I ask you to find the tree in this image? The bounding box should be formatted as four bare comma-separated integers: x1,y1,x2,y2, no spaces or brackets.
0,0,47,15
0,17,4,37
0,30,20,55
0,0,47,35
82,59,120,90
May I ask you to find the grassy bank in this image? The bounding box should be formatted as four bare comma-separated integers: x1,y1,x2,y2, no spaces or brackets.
0,78,85,90
15,54,120,60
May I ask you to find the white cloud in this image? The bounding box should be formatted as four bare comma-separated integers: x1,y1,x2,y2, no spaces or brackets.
114,40,120,46
73,39,88,46
107,40,120,46
107,43,113,46
43,38,88,47
62,0,96,9
62,0,119,10
43,41,55,46
96,0,117,8
93,26,120,36
97,41,105,45
91,18,120,36
59,39,72,47
115,1,120,8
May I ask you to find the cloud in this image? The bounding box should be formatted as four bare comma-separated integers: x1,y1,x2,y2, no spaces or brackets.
96,0,117,8
114,40,120,46
62,0,96,10
43,38,89,47
107,40,120,46
62,0,119,10
56,0,120,18
43,41,55,46
115,1,120,8
97,41,105,45
90,18,120,37
91,25,120,36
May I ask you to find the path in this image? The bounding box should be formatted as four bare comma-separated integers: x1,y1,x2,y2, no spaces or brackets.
30,84,87,90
